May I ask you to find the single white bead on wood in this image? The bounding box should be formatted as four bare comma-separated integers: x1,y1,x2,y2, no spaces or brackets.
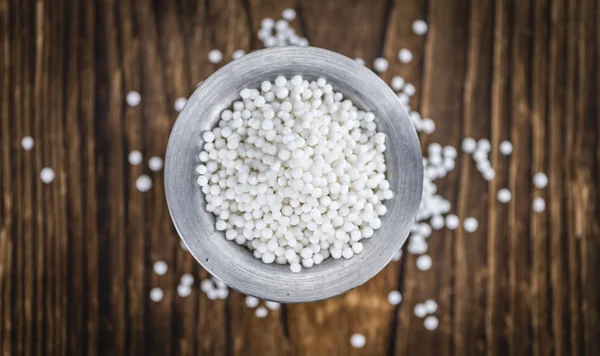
412,20,428,35
398,48,413,63
208,49,223,64
373,57,389,73
350,333,366,348
533,172,548,189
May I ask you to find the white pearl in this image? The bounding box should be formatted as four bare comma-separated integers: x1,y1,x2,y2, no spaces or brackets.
424,316,439,330
416,255,432,271
387,290,402,305
350,333,366,348
373,57,389,73
153,261,168,275
208,49,223,64
532,197,546,212
148,156,163,171
128,150,143,165
21,136,34,150
40,167,55,184
533,172,548,189
126,91,141,107
412,20,428,35
463,217,478,232
174,97,187,112
398,48,413,63
499,140,513,155
149,288,164,302
497,188,511,203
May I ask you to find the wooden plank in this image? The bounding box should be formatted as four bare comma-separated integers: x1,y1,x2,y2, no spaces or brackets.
453,0,495,354
133,0,177,354
564,0,583,355
64,1,89,354
547,0,570,354
530,0,552,354
10,0,25,354
82,1,100,354
95,0,128,354
46,1,69,353
487,0,512,354
575,0,599,355
507,0,534,354
0,0,13,354
116,0,147,354
32,1,50,354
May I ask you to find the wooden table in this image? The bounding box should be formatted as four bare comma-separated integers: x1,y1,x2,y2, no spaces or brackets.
1,0,599,355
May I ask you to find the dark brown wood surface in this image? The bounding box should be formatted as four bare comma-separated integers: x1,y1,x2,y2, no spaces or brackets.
1,0,599,355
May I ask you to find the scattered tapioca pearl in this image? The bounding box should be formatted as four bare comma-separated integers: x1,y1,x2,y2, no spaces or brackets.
174,97,187,112
265,301,281,310
201,277,229,300
21,136,34,150
149,287,164,302
392,249,403,261
177,284,192,297
424,315,439,330
245,296,260,308
355,58,366,65
414,303,428,318
255,306,268,318
424,299,438,313
445,214,459,230
497,188,511,203
232,49,246,60
350,333,366,348
208,49,223,64
461,137,477,153
463,217,478,232
430,215,445,230
135,174,153,192
403,83,416,97
412,20,428,35
180,273,194,286
373,57,389,73
408,238,428,254
153,261,168,275
148,156,164,172
40,167,55,184
533,172,548,189
387,290,402,305
416,255,432,271
282,8,296,21
499,140,513,155
398,48,413,63
532,197,545,212
128,150,143,165
391,76,405,91
126,91,141,107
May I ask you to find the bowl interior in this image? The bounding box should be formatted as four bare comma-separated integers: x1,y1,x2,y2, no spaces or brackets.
165,47,423,303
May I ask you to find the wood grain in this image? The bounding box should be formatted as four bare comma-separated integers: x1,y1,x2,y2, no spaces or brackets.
0,0,599,355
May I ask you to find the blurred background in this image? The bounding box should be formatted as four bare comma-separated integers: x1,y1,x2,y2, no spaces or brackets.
1,0,599,355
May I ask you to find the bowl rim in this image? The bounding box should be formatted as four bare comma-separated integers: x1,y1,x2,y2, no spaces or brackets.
165,46,423,303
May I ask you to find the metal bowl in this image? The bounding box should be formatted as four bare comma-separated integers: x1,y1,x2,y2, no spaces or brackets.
165,46,423,303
